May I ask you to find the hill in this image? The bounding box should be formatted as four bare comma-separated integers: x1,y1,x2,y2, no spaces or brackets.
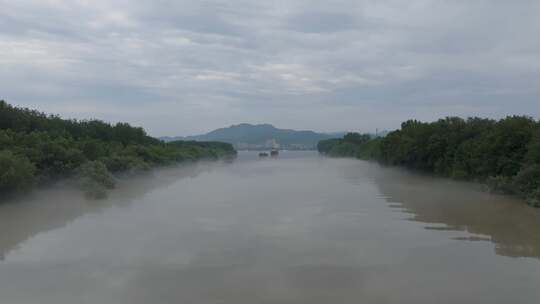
162,124,345,150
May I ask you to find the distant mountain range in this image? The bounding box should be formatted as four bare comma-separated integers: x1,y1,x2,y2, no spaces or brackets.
160,123,346,150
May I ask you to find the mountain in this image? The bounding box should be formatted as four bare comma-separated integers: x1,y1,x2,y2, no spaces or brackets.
161,124,345,150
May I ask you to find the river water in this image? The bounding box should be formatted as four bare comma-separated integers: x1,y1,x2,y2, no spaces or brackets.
1,151,540,303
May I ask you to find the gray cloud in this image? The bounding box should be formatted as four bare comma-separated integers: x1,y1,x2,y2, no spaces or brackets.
287,12,359,33
0,0,539,136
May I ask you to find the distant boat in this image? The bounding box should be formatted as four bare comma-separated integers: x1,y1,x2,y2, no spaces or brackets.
270,149,279,157
259,152,269,157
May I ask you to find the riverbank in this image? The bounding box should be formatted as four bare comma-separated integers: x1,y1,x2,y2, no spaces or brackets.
318,116,540,207
0,101,236,199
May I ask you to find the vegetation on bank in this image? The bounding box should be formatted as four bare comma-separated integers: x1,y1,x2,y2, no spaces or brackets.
318,116,540,207
0,100,236,199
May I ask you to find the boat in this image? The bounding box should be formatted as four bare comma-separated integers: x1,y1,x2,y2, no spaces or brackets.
259,152,269,157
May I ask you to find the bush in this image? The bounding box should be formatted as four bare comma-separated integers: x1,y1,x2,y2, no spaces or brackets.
77,161,115,199
328,142,359,157
513,165,540,195
101,155,150,174
526,188,540,207
317,138,341,154
526,129,540,164
450,163,469,179
485,175,515,194
0,150,36,193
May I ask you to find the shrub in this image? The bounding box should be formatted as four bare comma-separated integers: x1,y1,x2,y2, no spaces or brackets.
485,175,515,194
450,164,468,180
328,142,359,157
513,165,540,195
317,138,341,154
526,129,540,164
101,155,150,174
77,161,115,199
0,150,36,193
526,188,540,208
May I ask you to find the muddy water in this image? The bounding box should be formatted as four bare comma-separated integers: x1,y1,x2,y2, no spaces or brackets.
0,151,539,303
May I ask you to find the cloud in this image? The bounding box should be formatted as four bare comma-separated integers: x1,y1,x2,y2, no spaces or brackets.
0,0,539,135
286,12,359,33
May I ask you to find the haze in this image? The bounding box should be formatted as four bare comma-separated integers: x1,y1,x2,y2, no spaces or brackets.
1,0,540,136
2,152,540,303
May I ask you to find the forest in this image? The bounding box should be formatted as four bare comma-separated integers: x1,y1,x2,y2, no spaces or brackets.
0,100,236,199
318,116,540,207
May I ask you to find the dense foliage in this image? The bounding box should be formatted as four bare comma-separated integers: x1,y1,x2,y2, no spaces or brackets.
0,100,236,198
318,116,540,207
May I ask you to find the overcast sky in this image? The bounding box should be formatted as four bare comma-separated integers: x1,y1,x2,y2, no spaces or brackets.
1,0,539,136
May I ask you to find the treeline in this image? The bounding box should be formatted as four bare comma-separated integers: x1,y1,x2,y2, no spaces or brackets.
318,116,540,207
0,100,236,199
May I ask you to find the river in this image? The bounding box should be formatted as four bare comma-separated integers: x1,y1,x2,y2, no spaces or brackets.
1,151,540,303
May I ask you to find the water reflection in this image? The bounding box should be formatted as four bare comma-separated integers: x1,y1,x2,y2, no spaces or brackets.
356,161,540,259
0,162,221,260
1,153,540,303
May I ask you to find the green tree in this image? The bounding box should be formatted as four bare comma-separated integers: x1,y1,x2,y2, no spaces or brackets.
0,150,36,193
0,101,236,200
318,115,540,207
77,161,116,199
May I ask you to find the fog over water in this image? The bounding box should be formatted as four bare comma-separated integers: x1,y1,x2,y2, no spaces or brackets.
1,151,540,303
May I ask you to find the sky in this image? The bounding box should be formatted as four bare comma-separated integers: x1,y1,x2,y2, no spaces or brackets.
1,0,539,136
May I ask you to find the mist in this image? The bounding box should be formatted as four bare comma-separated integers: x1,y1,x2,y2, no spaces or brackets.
1,152,540,303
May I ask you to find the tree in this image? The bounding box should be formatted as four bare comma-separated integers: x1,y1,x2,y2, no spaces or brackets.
526,128,540,165
0,150,36,193
0,101,236,200
317,115,540,207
